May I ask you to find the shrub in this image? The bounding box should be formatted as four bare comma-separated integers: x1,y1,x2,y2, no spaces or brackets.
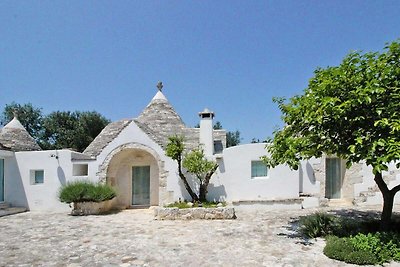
59,180,116,203
324,236,378,265
299,212,338,238
324,233,400,265
350,232,400,264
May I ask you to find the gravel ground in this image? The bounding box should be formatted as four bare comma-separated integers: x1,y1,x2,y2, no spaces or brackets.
0,205,399,267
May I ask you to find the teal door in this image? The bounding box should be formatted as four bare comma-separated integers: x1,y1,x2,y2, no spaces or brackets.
325,158,342,199
132,166,150,206
0,159,4,202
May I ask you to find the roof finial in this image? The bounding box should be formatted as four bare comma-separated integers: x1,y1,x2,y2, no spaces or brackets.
157,81,163,92
13,109,19,119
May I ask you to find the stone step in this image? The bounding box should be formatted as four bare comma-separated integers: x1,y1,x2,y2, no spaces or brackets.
0,207,27,217
0,202,10,209
326,198,354,207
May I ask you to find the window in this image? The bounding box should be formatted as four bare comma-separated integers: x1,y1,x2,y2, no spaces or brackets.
30,170,44,184
251,161,268,178
73,164,88,176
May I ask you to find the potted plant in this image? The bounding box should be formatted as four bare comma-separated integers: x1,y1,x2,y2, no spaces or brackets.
58,180,116,215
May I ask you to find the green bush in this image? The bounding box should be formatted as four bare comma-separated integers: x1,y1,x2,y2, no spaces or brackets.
59,180,116,203
324,233,400,265
324,236,378,265
350,232,400,264
299,212,338,238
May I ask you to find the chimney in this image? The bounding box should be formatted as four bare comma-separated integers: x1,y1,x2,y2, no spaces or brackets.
199,108,214,158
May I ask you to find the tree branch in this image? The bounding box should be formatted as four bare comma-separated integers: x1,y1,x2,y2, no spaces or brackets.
374,172,390,195
391,183,400,194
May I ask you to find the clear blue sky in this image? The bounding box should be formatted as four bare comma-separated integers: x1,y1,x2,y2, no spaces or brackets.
1,1,399,143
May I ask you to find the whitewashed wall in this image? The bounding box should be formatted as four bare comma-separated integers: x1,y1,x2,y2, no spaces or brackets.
208,143,299,202
299,158,321,195
7,150,79,212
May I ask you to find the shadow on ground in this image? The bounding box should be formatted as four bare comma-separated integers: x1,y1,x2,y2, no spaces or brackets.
278,208,400,245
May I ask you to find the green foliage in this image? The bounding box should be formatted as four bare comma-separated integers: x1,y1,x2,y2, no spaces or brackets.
1,102,44,141
183,148,218,182
264,40,400,172
41,110,109,152
264,40,400,228
213,121,223,130
58,180,116,203
299,212,338,238
298,212,383,238
165,136,218,202
324,233,400,265
165,135,185,161
226,130,241,147
324,236,378,265
1,103,110,152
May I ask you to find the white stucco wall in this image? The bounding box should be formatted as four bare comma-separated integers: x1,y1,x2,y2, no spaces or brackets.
7,150,80,211
207,143,299,202
299,158,321,195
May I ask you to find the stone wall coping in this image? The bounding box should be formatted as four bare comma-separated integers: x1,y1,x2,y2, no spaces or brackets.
154,206,236,220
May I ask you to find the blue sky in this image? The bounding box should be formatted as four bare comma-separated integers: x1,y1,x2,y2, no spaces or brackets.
1,1,399,143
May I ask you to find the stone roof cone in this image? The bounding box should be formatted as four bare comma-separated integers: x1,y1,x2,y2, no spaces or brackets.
0,112,42,151
84,82,188,156
135,82,186,147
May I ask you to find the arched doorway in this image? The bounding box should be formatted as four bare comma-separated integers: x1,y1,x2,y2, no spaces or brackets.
99,143,166,208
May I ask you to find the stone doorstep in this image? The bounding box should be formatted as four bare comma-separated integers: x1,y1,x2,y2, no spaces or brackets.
0,202,10,209
0,207,27,217
326,198,354,207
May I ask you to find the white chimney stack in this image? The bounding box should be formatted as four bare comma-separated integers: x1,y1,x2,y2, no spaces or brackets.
199,108,214,158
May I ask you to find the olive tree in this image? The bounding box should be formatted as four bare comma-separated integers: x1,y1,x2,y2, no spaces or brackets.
166,136,218,202
263,41,400,230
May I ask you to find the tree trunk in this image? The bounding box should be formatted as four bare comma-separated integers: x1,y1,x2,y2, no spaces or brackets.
374,171,397,231
178,159,199,202
198,166,218,202
381,192,395,231
199,184,208,202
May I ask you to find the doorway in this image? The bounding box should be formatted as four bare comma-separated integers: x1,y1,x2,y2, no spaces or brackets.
325,158,342,199
132,166,150,206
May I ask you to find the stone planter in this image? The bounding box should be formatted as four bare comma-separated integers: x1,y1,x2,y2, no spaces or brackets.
154,207,236,220
71,199,114,216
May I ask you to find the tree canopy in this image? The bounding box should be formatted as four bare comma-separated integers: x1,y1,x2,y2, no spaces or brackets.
1,103,110,152
263,40,400,229
0,102,44,141
41,111,109,152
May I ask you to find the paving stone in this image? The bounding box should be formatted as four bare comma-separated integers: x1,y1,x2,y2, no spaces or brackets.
0,206,399,266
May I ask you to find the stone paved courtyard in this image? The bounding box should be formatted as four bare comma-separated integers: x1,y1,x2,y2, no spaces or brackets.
1,206,400,267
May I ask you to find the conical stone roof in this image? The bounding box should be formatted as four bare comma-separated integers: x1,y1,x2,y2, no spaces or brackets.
83,83,227,157
0,117,41,152
135,90,187,148
83,119,133,157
